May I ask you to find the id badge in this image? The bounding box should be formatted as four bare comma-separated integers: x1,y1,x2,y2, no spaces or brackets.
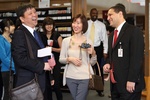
118,48,123,57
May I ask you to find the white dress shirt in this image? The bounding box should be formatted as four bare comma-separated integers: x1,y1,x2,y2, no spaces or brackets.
85,19,108,54
115,21,126,37
22,24,35,36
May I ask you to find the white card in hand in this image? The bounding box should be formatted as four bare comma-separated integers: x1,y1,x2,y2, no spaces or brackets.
37,47,52,57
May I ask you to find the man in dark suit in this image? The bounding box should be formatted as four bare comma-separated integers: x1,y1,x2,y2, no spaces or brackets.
11,4,52,97
103,3,145,100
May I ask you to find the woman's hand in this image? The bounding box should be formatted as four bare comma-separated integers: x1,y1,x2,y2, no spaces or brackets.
103,64,111,73
67,57,82,66
87,47,96,56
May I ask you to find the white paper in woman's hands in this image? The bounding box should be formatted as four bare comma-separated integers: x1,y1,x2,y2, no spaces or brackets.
38,47,52,57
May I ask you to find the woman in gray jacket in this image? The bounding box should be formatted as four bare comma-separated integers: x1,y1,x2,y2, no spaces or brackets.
59,14,97,100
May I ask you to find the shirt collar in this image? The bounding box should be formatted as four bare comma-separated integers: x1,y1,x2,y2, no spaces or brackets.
115,21,126,34
90,19,99,23
22,24,35,35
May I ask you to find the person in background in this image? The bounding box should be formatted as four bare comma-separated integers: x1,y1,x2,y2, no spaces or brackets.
0,70,2,100
0,19,15,100
103,3,145,100
105,24,114,99
0,24,2,100
59,14,97,100
15,18,22,29
11,4,52,100
41,17,63,100
85,8,108,97
106,24,114,36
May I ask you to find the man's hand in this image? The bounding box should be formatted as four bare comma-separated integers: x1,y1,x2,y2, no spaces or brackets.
51,80,55,86
103,53,108,60
126,81,135,93
44,62,52,71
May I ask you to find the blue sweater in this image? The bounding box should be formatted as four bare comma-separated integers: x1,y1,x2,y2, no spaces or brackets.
0,35,15,72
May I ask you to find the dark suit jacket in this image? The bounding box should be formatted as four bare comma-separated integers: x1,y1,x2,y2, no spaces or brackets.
107,22,145,93
12,25,46,92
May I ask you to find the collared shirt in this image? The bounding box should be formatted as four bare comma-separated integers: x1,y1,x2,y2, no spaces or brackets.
85,19,108,54
22,24,35,36
115,21,126,37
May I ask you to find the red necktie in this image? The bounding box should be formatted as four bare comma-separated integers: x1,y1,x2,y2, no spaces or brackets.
110,30,118,83
110,65,117,83
113,30,118,47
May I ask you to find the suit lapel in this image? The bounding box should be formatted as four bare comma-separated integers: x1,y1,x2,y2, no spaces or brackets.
20,25,40,48
109,33,113,52
113,22,128,48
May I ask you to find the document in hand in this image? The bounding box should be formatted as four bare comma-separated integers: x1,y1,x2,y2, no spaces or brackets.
37,47,52,57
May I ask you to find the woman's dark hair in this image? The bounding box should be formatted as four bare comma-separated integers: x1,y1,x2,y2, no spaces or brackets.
15,18,22,30
42,17,55,33
0,18,14,34
16,4,35,18
72,14,88,33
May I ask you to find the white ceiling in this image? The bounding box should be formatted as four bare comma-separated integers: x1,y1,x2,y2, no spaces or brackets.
87,0,145,15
